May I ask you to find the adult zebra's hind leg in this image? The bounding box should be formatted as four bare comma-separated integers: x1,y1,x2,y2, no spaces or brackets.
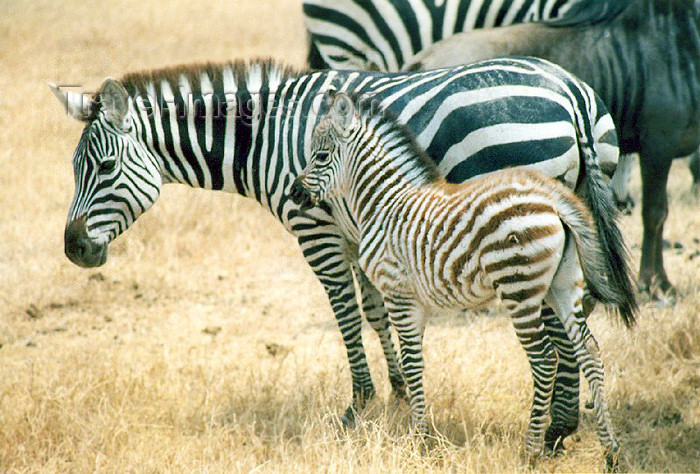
545,236,620,469
541,306,580,453
354,265,406,401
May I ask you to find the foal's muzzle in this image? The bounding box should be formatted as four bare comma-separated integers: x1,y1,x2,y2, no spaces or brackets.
64,216,108,267
290,175,316,211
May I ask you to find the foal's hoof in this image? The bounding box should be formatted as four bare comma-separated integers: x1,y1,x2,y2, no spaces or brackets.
544,434,567,456
604,446,621,473
340,406,357,429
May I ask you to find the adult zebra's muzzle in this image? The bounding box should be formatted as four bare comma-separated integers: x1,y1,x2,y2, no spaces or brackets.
290,175,316,211
64,216,108,268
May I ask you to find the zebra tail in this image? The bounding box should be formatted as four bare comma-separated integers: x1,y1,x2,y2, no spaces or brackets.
569,145,638,327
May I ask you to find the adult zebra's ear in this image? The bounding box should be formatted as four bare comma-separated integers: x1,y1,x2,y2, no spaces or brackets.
330,93,354,130
99,78,130,129
48,82,93,122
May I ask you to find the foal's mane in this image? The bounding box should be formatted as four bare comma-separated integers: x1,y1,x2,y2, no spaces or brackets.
349,93,443,184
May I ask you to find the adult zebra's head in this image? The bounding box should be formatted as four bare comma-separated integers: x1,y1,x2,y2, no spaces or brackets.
291,93,358,210
50,78,162,268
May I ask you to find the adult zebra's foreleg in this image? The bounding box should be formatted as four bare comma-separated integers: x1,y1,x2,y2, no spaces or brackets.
298,233,377,426
354,265,406,401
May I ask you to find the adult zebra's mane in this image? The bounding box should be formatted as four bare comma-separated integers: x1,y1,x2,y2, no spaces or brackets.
119,58,304,96
89,59,306,119
352,94,443,185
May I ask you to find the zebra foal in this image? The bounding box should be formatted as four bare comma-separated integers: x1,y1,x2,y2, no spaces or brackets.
292,93,637,467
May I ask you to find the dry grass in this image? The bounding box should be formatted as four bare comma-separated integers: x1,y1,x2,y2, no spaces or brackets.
1,1,699,472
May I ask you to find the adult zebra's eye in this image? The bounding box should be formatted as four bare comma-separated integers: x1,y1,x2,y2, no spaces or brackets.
315,151,330,164
100,159,117,172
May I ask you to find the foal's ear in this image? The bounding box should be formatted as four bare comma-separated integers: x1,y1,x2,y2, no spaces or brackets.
99,78,130,129
330,93,354,130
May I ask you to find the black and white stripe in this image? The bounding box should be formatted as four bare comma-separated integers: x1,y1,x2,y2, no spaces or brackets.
54,56,618,434
303,0,628,70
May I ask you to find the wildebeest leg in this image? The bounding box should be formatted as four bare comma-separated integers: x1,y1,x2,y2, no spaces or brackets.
689,149,700,195
610,153,636,214
638,152,674,298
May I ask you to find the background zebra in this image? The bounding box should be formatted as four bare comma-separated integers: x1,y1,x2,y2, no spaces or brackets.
293,92,636,467
52,57,617,448
303,0,628,71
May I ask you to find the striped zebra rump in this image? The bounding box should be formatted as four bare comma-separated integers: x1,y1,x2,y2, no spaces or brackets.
292,92,636,467
303,0,628,71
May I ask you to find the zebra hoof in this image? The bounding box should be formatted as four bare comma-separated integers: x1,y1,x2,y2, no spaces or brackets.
544,435,566,456
390,379,408,402
340,406,357,429
604,445,621,473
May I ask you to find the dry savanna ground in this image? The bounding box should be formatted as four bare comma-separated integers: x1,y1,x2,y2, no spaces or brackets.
1,0,699,472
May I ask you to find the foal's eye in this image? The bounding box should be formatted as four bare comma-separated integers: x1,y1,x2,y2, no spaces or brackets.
100,159,117,172
315,151,330,164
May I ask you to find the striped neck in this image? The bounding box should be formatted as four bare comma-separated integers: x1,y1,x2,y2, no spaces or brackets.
121,60,301,197
344,112,442,229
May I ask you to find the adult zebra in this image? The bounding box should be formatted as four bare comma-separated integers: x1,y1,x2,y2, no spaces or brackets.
51,57,618,450
303,0,628,71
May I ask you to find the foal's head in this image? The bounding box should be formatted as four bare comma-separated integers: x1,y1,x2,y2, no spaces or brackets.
291,93,360,209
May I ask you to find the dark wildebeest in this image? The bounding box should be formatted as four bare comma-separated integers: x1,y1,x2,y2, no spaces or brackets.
404,0,700,301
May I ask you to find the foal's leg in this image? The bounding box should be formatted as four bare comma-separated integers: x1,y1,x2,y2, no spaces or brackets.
504,301,558,459
545,239,620,469
383,294,429,434
354,266,406,400
541,306,580,452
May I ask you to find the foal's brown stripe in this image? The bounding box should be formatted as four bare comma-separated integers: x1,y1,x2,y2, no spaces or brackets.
430,195,473,263
406,195,429,277
448,202,554,283
480,225,560,256
500,284,547,304
436,187,530,273
355,156,393,215
492,265,551,288
483,247,556,274
510,305,545,326
465,202,555,258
